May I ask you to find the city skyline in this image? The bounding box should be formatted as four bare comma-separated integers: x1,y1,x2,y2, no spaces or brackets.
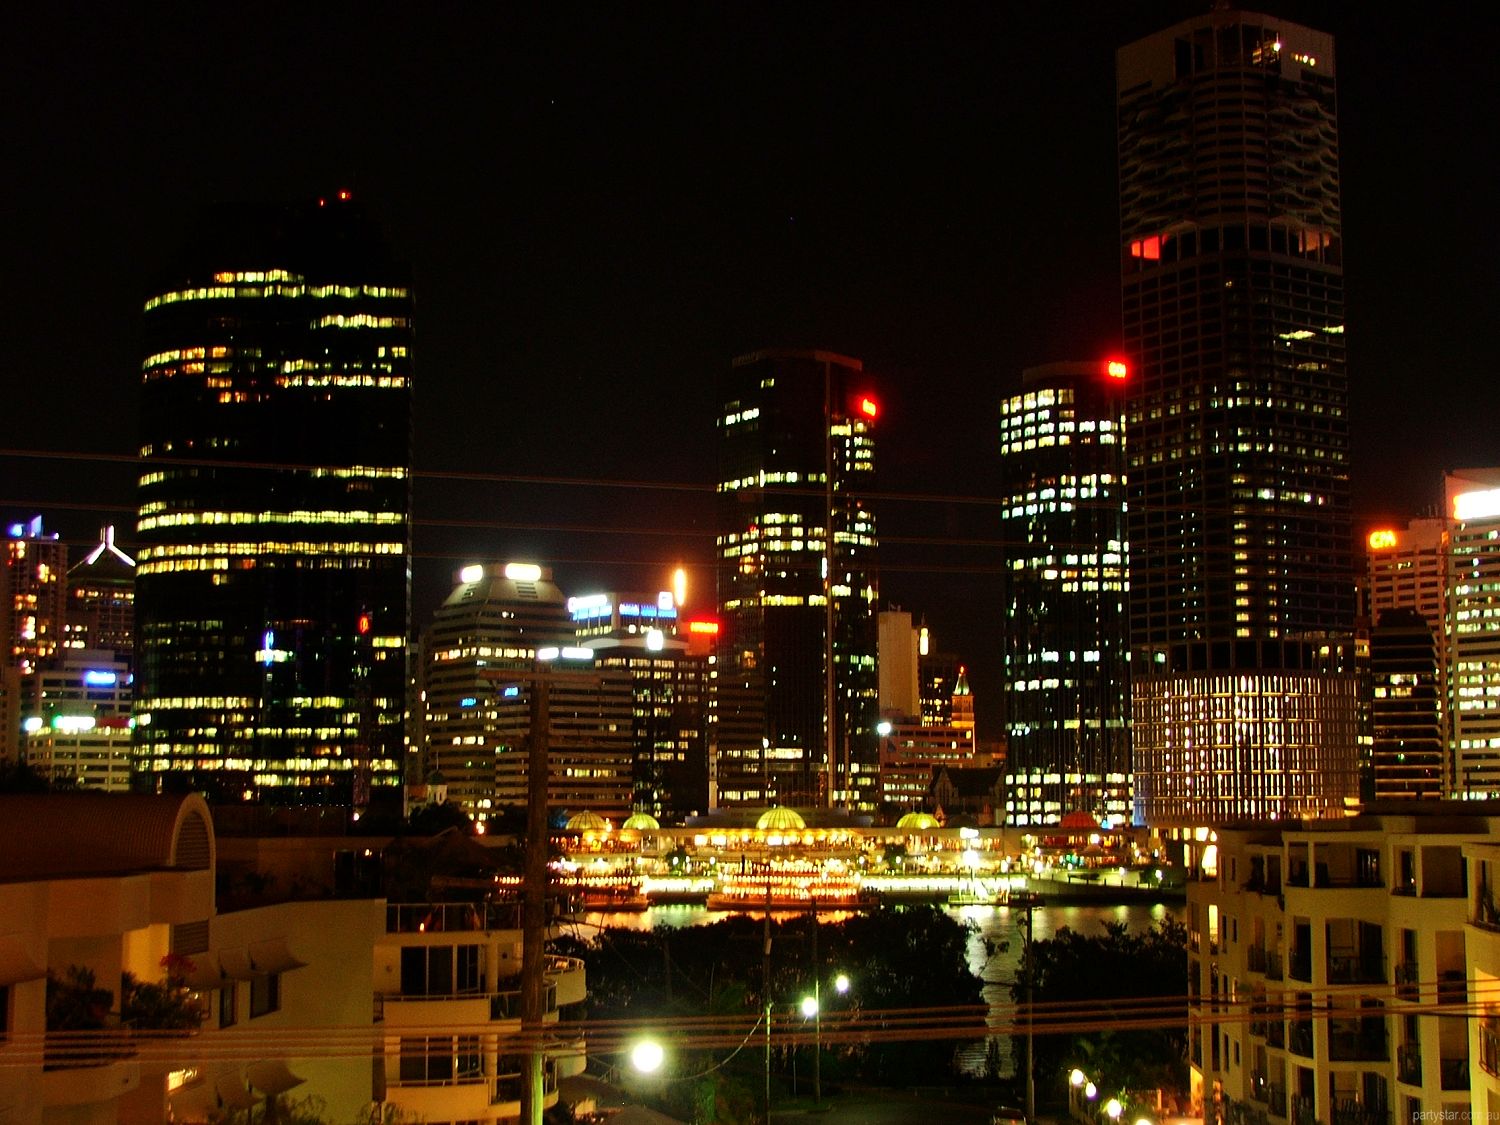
2,4,1495,737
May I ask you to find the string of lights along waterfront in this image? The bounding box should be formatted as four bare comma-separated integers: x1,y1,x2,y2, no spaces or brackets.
1119,10,1359,827
133,197,413,805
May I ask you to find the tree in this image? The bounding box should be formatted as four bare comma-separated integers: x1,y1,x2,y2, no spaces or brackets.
1014,918,1187,1105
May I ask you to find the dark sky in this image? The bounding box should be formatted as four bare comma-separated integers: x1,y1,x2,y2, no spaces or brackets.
3,4,1496,735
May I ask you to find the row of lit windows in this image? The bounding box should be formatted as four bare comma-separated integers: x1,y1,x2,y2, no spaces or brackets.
312,314,409,330
139,509,404,532
144,281,408,310
138,540,402,560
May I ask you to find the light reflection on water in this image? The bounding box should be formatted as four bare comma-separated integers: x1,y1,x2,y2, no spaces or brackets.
562,900,1185,1077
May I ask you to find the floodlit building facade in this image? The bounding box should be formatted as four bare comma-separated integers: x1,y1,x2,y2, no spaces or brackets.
133,195,412,806
999,360,1131,828
716,349,880,809
1118,10,1357,825
1189,807,1498,1125
572,590,711,822
64,525,136,656
1447,471,1500,797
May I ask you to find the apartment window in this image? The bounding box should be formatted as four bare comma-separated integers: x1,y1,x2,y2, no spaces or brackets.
249,972,281,1018
219,982,237,1028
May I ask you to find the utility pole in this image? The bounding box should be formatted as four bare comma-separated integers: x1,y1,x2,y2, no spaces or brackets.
1022,891,1038,1124
763,877,772,1124
810,906,821,1106
519,669,551,1125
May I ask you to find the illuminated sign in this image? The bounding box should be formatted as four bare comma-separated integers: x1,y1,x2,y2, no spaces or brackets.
460,564,485,583
687,620,720,635
1106,360,1128,380
657,591,674,610
52,715,97,733
567,594,610,614
561,646,593,661
504,562,543,582
1367,529,1398,550
357,613,371,635
1454,489,1500,522
460,697,478,708
620,603,640,616
859,396,878,419
83,670,118,687
503,685,520,698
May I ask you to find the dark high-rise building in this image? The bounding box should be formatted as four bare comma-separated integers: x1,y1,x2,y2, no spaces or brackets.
134,195,412,806
1119,11,1358,825
65,526,136,655
716,349,879,809
1369,608,1444,800
999,361,1131,828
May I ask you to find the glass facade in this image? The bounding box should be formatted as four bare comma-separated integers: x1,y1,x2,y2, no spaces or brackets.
715,349,879,809
1118,12,1356,824
134,197,412,805
999,362,1131,827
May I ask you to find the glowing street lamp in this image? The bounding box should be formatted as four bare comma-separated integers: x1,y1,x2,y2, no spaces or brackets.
630,1039,664,1074
1105,1097,1124,1120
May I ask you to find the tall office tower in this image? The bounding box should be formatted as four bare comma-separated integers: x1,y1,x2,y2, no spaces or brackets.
421,562,575,825
999,361,1131,828
134,196,412,805
716,349,879,809
3,517,68,677
1368,609,1444,800
65,526,136,654
1,517,68,764
1119,11,1358,825
1446,470,1500,795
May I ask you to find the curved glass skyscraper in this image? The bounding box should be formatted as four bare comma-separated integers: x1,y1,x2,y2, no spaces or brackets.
134,195,412,806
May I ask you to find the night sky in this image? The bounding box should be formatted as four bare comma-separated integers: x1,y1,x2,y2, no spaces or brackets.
3,4,1496,736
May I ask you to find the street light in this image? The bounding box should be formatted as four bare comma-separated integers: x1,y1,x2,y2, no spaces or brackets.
630,1039,665,1075
1105,1098,1124,1121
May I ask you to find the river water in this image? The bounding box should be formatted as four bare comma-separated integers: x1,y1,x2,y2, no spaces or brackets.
567,899,1185,1077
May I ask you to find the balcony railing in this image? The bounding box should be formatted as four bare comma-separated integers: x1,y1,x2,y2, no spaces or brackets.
1268,1019,1285,1048
1397,1042,1421,1085
1291,1094,1316,1125
1247,945,1268,973
1327,954,1385,985
1288,953,1312,982
1393,961,1419,1000
491,1067,558,1105
1437,970,1467,1005
1268,1087,1286,1117
1440,1056,1469,1091
1289,1022,1314,1057
1328,1022,1387,1062
386,901,524,933
1266,951,1284,981
1333,1099,1389,1125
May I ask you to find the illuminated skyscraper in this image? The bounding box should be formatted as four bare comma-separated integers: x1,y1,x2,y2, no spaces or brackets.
1119,11,1358,824
134,195,412,805
715,349,879,809
998,360,1131,827
1446,469,1500,795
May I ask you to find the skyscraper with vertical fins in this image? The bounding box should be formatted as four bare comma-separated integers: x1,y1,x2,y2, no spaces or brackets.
1118,11,1357,825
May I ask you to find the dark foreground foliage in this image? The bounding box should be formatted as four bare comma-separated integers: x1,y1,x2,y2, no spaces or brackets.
557,906,985,1120
1012,917,1188,1103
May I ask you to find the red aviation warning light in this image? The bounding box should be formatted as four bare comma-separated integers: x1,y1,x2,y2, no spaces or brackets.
1105,359,1129,380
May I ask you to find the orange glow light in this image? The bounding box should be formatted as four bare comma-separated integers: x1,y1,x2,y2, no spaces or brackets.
688,620,720,635
1106,360,1128,379
337,189,352,201
1368,529,1398,550
859,397,878,419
